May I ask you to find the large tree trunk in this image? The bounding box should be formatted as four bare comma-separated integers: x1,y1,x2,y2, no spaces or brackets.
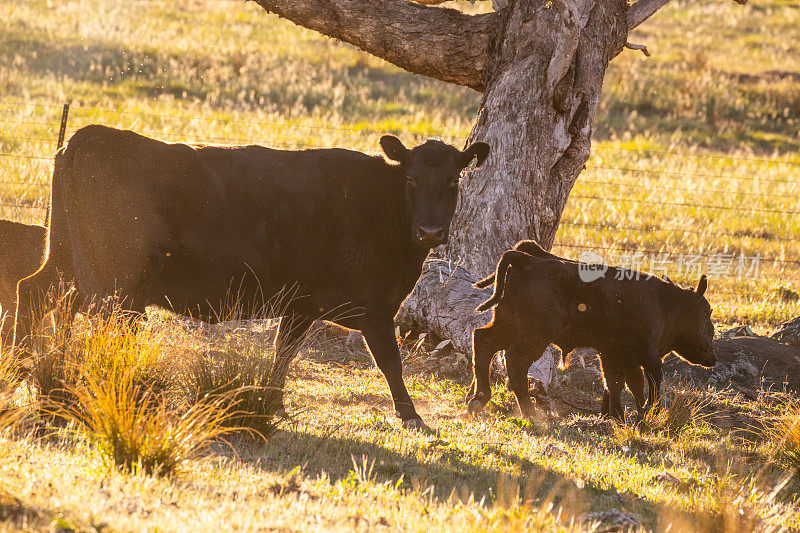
399,0,626,363
248,0,736,363
443,0,627,276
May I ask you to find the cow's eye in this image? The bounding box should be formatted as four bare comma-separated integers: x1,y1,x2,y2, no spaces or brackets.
450,177,460,188
406,175,417,186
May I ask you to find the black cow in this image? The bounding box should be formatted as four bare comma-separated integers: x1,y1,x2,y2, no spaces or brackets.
15,125,490,431
0,220,46,343
467,240,715,422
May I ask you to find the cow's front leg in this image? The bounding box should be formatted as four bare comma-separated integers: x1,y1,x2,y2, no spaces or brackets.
360,313,430,433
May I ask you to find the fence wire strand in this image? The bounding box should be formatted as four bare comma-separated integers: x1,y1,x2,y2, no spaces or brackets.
0,101,798,287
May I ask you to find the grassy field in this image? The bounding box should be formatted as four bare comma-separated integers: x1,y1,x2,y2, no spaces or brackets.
1,0,800,531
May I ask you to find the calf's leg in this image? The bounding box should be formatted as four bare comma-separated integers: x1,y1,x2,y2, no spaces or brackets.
506,341,549,418
466,324,501,415
360,313,430,432
626,367,646,422
642,358,663,413
603,366,626,423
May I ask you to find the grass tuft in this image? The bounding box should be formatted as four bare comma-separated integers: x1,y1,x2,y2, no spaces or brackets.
764,399,800,481
638,389,712,437
65,366,237,476
0,350,27,432
28,298,170,421
178,345,281,439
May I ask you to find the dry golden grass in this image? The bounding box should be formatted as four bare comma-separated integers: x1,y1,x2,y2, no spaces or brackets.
64,365,238,476
0,0,798,530
0,350,26,433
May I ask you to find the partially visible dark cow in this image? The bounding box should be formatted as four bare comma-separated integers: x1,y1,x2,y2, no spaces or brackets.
0,220,46,342
14,124,490,431
467,240,715,422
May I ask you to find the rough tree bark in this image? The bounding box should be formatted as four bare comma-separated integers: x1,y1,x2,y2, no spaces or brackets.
248,0,745,368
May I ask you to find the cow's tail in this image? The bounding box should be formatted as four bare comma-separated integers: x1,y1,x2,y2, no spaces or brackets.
475,250,529,312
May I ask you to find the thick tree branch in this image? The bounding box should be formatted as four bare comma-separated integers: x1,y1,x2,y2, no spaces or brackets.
625,41,650,56
628,0,747,30
626,0,671,30
250,0,498,91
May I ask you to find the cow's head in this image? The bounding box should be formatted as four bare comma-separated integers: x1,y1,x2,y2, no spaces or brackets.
381,135,490,248
671,275,716,367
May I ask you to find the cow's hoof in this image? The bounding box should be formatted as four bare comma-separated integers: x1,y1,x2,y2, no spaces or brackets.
402,418,436,435
467,399,485,416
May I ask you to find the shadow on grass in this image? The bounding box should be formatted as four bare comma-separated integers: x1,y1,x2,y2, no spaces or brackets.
220,425,757,531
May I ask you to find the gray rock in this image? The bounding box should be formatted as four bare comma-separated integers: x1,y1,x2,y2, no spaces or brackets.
664,336,800,392
720,325,758,338
527,345,560,393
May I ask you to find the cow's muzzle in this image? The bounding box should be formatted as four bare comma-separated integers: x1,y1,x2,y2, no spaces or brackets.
416,226,447,247
699,351,716,367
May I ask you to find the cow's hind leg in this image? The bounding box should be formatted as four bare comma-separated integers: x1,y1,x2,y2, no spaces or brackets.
642,356,663,414
265,312,313,417
466,324,502,415
14,263,78,351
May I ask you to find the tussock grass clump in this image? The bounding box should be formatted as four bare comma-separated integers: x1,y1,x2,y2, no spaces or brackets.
764,399,800,481
27,297,171,420
66,367,236,476
179,344,281,440
638,390,712,437
613,389,712,446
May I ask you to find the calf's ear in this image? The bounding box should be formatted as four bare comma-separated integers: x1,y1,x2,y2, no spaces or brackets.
695,275,708,298
461,142,490,169
380,135,407,163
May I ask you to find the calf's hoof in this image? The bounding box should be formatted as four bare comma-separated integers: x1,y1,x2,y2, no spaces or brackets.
467,399,486,417
402,418,437,435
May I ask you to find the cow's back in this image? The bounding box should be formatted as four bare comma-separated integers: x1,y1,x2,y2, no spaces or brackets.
55,125,409,321
500,257,667,354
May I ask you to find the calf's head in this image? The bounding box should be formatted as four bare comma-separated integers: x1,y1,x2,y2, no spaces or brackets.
380,135,490,248
671,275,716,367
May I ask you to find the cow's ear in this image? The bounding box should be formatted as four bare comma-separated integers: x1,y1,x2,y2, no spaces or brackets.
695,275,708,298
461,142,490,169
380,135,407,163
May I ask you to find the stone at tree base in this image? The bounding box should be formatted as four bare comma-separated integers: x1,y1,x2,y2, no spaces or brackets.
773,316,800,347
720,325,757,338
663,336,800,392
527,345,560,393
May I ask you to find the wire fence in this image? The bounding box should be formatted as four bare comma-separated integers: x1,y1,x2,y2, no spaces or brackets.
1,99,798,287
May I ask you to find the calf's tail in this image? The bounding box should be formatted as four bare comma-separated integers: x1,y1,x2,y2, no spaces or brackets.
474,240,550,289
474,273,495,289
475,250,529,312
